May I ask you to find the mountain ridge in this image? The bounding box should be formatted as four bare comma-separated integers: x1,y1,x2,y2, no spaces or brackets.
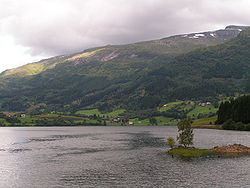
1,25,246,77
0,25,249,113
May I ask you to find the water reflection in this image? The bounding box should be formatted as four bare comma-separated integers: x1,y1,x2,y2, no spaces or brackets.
118,132,165,149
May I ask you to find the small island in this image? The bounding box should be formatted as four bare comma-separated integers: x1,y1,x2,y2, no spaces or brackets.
167,118,250,158
168,144,250,158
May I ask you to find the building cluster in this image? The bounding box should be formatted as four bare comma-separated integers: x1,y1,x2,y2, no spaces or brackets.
3,112,26,118
198,102,211,107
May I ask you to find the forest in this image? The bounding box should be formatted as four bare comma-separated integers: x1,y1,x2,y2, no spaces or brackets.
0,28,250,114
217,95,250,130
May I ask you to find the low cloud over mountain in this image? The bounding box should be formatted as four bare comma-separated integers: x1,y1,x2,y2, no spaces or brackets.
1,0,250,57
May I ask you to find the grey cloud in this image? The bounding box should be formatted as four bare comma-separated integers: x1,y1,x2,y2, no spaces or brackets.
1,0,250,57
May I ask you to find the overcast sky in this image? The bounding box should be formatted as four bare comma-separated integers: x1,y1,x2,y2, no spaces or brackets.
0,0,250,73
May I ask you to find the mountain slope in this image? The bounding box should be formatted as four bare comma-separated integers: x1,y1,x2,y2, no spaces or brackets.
0,26,249,112
118,28,250,108
1,25,243,78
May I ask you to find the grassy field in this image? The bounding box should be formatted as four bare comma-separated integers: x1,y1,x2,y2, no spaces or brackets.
168,148,216,157
0,118,7,124
159,101,184,112
156,116,175,126
129,118,151,126
182,104,194,111
33,114,80,119
129,116,174,126
76,109,101,116
187,105,218,117
192,116,217,125
19,115,34,124
76,109,125,118
0,118,6,122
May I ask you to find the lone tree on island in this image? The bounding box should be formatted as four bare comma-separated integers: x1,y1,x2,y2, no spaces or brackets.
177,117,194,147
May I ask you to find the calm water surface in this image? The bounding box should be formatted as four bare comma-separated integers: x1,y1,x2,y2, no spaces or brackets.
0,126,250,187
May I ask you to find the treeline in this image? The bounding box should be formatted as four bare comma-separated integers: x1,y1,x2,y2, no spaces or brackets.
217,95,250,130
33,119,105,126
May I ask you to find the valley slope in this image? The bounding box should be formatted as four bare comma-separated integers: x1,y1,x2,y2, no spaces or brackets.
0,26,249,113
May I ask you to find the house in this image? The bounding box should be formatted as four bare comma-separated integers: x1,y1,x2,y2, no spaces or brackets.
128,121,134,125
20,114,26,118
198,102,211,107
113,119,119,122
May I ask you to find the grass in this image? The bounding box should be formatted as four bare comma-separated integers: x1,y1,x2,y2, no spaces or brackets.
0,118,7,125
129,118,150,126
129,116,174,126
2,57,63,77
75,109,125,118
105,110,126,118
66,48,105,61
3,64,45,77
76,109,101,116
187,105,218,117
159,101,184,112
155,116,173,125
168,148,217,157
0,118,6,122
19,116,34,123
191,116,221,129
192,116,217,125
182,104,194,111
33,114,79,119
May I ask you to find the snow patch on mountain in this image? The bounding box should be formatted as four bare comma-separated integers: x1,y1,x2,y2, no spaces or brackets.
189,33,205,39
210,33,216,37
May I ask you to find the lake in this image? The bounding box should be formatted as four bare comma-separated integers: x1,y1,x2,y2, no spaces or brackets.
0,126,250,187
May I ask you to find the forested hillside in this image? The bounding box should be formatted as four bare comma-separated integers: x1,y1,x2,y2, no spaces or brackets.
0,26,249,113
217,95,250,131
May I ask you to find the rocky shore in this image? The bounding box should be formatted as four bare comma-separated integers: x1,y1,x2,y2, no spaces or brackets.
213,144,250,154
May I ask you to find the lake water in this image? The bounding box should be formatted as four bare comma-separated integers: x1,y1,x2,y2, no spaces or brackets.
0,126,250,187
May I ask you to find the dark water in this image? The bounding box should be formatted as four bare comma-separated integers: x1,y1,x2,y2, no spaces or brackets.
1,126,250,187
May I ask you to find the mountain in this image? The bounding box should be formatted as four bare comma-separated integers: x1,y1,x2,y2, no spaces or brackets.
0,25,249,113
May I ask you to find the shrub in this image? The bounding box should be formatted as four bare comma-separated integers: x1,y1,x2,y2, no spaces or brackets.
222,119,235,130
235,122,245,131
166,137,175,148
245,123,250,131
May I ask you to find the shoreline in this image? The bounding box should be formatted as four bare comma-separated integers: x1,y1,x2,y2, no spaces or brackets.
168,144,250,158
191,124,222,130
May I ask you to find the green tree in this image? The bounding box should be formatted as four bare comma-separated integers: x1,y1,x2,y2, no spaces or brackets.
166,137,175,148
149,117,158,125
103,121,107,126
217,95,250,126
177,118,194,147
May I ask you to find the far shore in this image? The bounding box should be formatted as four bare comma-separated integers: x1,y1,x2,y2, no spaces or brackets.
191,124,222,130
0,124,223,128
